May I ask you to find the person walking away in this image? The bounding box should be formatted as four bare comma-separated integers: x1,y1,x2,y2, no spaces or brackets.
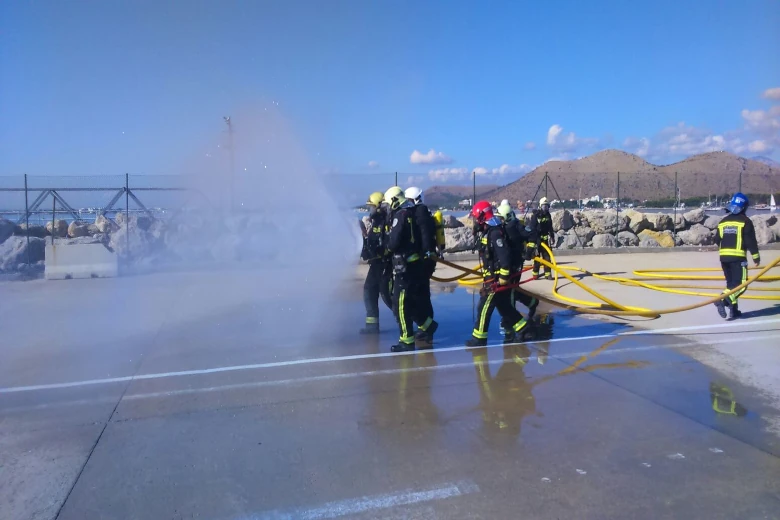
713,192,760,320
359,192,392,334
497,202,539,327
465,201,529,347
404,186,439,345
384,186,427,352
527,197,555,280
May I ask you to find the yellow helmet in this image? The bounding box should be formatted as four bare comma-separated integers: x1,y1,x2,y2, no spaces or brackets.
497,202,514,220
384,186,406,210
366,192,384,206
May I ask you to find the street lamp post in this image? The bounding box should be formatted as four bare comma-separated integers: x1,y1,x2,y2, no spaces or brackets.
224,116,234,212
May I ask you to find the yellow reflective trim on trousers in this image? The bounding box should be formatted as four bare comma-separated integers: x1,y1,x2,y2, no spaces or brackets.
366,317,378,324
474,292,494,338
498,268,510,276
719,249,746,257
398,290,414,343
407,253,420,262
420,317,433,331
512,318,528,332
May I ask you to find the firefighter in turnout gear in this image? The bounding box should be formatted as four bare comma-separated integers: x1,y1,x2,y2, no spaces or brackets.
385,186,429,352
465,201,529,347
713,192,760,320
496,202,539,334
404,186,439,345
527,197,555,280
359,192,393,334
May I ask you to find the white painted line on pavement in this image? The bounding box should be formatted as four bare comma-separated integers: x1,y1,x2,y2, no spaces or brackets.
1,318,779,394
4,334,778,413
240,479,478,519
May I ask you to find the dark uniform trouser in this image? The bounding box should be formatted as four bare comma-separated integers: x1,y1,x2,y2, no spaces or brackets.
721,259,748,306
532,238,551,275
392,261,427,345
472,286,527,340
363,261,392,324
416,259,436,329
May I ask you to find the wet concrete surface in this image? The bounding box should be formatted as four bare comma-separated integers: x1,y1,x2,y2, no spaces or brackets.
2,271,780,520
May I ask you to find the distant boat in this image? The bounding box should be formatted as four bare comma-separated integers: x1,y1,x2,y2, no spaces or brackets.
771,194,777,212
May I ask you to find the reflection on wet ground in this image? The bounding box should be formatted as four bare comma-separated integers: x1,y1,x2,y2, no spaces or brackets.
2,283,780,520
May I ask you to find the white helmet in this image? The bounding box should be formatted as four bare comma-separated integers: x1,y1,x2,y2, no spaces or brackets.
539,197,549,206
500,199,509,206
405,186,424,204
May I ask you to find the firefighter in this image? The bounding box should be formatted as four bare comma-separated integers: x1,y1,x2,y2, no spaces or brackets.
527,197,555,280
713,192,760,320
385,186,428,352
359,192,392,334
465,201,529,347
497,202,539,326
404,186,439,345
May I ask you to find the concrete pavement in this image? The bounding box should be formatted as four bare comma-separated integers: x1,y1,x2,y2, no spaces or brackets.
2,250,780,519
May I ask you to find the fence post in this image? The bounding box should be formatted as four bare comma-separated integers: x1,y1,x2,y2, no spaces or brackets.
544,173,549,200
51,192,56,246
125,173,130,258
24,174,31,265
472,171,476,206
394,172,398,186
616,171,620,238
674,171,678,242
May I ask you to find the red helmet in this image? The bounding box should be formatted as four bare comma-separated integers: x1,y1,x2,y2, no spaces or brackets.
471,200,494,224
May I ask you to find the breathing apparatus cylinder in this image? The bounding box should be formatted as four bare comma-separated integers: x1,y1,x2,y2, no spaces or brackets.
433,210,446,250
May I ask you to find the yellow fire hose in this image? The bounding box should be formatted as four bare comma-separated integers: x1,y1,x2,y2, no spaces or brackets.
434,243,780,318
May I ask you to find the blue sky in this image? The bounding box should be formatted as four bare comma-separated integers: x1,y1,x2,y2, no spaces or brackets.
1,0,779,187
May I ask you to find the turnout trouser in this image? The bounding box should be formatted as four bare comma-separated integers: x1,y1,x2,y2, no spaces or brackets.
532,238,552,275
721,259,748,307
363,261,392,325
472,285,528,340
392,261,427,345
416,258,436,330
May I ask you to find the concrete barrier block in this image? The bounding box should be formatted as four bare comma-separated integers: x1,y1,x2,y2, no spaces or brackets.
45,243,118,280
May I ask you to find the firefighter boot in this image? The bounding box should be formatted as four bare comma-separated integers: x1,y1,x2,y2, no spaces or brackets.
728,302,742,321
465,336,488,348
714,299,727,319
527,297,539,319
359,322,380,334
415,320,438,349
390,342,415,352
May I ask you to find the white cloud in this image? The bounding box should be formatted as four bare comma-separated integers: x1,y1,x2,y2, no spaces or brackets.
748,140,769,153
523,142,536,151
405,175,425,186
473,167,489,175
741,106,780,137
491,164,533,175
368,160,379,169
410,148,453,165
762,87,780,100
623,137,650,157
428,167,468,181
546,124,599,155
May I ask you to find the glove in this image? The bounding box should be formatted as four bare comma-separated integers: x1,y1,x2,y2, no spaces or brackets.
754,257,761,267
524,244,536,261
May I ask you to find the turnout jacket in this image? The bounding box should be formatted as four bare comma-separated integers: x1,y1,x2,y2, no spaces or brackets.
714,212,760,262
387,205,423,261
478,219,513,282
411,203,437,255
361,211,387,263
527,209,554,245
502,217,531,271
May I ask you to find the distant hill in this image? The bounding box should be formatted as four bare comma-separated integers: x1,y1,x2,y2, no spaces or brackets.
424,184,498,206
753,155,780,167
483,150,779,203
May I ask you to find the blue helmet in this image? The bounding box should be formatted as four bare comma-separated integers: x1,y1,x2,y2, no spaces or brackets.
727,192,748,215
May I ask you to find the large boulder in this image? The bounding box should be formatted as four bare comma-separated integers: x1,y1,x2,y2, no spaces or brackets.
677,224,714,246
703,214,723,230
557,231,583,249
587,211,629,234
0,236,45,271
0,218,16,244
94,214,115,233
750,215,776,245
442,214,464,228
46,219,68,237
623,209,652,234
617,230,640,247
15,223,48,238
753,213,778,227
109,224,153,258
673,213,687,231
638,229,675,248
457,214,474,228
572,226,595,243
592,233,617,248
444,227,474,253
649,213,674,232
551,210,575,232
87,224,101,235
683,208,706,225
639,238,661,248
771,221,780,242
67,221,91,238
